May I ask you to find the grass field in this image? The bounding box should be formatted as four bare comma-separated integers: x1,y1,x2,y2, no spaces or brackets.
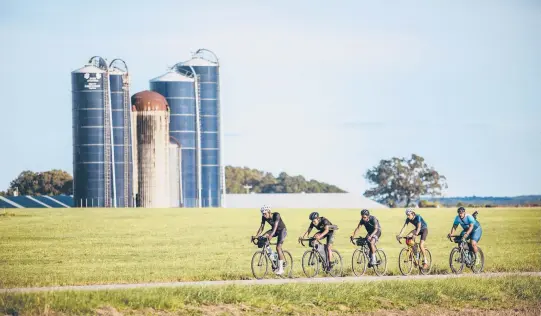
1,276,540,315
0,207,540,288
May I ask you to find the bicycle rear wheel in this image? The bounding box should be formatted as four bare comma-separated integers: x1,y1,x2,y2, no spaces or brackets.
449,247,464,274
471,247,484,274
328,250,343,277
373,249,387,276
398,248,413,276
302,250,319,278
419,248,432,275
351,249,367,276
251,251,268,280
280,250,294,278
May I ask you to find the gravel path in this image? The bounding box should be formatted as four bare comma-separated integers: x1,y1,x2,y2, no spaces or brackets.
2,272,539,294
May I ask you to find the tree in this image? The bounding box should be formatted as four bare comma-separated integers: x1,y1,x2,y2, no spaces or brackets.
363,154,447,208
7,170,73,196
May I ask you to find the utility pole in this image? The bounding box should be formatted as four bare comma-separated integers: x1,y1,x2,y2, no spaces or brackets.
243,185,252,194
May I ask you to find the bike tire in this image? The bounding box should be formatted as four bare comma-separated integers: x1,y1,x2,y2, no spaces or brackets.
251,251,268,280
449,247,464,274
398,247,413,276
373,249,387,276
471,247,484,274
328,249,343,277
301,250,319,278
419,248,432,275
351,249,368,277
280,250,294,278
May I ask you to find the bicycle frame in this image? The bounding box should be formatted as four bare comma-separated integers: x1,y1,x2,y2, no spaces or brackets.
351,237,381,265
449,235,476,267
396,236,423,266
252,236,279,269
300,238,331,268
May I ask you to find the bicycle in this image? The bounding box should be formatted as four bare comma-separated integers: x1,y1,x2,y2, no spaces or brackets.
448,235,484,274
299,237,343,277
250,236,293,280
350,237,388,276
396,235,432,275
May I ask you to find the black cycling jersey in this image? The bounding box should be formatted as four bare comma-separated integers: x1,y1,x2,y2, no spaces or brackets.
309,217,333,233
359,215,381,234
261,212,286,231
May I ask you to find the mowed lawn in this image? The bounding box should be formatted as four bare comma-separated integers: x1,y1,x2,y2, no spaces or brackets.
0,207,539,287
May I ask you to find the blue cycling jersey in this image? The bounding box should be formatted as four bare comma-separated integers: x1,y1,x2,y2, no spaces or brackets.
405,214,427,230
454,214,480,231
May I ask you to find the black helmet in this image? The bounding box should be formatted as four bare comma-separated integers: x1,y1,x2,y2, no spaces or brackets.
309,212,319,220
457,207,465,213
361,209,370,216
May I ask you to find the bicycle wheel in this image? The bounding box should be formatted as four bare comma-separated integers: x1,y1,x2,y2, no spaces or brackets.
251,251,268,280
302,250,319,278
419,248,432,275
449,247,464,274
398,248,413,276
328,249,343,277
280,250,294,278
471,247,484,274
351,249,368,276
373,249,387,276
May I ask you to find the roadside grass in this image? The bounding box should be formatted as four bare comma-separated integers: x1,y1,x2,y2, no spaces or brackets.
1,276,540,315
0,207,539,287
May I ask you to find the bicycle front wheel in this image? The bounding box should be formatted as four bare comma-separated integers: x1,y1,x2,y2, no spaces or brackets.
280,250,294,278
302,250,319,278
419,248,432,275
328,249,343,277
251,251,268,280
373,249,387,276
449,247,464,274
471,247,484,274
352,249,368,276
398,248,413,276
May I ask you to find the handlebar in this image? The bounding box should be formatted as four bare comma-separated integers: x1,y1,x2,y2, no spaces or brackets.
396,235,417,245
252,236,278,246
298,237,316,247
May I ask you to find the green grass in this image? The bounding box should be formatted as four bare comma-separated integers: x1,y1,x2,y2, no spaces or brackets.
1,276,540,315
0,207,540,287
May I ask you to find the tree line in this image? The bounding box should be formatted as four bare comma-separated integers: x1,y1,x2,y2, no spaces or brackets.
0,170,73,196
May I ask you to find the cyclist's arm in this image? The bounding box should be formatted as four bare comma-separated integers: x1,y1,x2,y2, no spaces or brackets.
464,223,474,236
301,226,313,239
318,225,330,239
369,218,379,238
415,221,421,236
269,217,280,237
449,224,459,237
255,223,265,237
351,223,362,237
397,222,408,236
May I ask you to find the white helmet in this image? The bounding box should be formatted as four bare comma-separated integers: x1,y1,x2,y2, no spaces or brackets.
405,208,414,215
260,205,271,214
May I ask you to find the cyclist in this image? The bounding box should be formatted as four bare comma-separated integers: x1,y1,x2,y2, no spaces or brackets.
253,205,287,275
350,209,381,267
447,207,483,265
397,208,429,269
299,212,336,271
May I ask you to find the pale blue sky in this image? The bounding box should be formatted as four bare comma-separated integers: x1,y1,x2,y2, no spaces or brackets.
0,0,539,196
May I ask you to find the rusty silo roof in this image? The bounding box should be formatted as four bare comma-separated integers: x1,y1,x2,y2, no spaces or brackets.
131,90,168,111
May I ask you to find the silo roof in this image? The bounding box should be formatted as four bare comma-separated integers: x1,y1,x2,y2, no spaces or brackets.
131,90,168,111
72,65,106,74
109,67,126,75
182,57,218,67
150,71,194,82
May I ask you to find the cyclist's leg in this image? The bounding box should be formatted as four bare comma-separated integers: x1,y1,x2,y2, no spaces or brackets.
276,229,286,260
419,228,428,267
325,232,334,269
366,233,376,263
470,228,482,253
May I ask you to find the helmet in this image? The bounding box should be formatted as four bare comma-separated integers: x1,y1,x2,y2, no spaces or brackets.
309,212,319,220
360,209,370,216
457,207,465,213
260,205,271,214
405,208,414,215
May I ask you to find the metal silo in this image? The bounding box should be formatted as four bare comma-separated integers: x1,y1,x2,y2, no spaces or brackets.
109,59,134,207
71,58,112,207
150,71,200,207
132,91,170,208
169,137,182,208
177,49,225,207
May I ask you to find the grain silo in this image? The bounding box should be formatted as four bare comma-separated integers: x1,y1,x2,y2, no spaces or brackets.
71,57,112,207
109,59,134,207
169,137,183,207
132,91,170,208
150,71,201,207
176,49,225,207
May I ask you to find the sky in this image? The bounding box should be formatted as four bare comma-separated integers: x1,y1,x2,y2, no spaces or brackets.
0,0,539,197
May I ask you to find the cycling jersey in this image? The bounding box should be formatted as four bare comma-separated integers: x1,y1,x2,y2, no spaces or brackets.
359,215,381,235
261,212,286,231
405,214,427,230
454,214,481,231
309,217,333,233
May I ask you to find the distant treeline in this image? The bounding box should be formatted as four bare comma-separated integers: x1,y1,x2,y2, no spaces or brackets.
225,166,346,194
425,195,541,207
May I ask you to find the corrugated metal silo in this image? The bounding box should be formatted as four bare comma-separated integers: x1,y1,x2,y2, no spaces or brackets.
71,63,110,207
150,71,200,207
109,59,134,207
169,137,182,208
177,49,225,207
132,91,170,208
